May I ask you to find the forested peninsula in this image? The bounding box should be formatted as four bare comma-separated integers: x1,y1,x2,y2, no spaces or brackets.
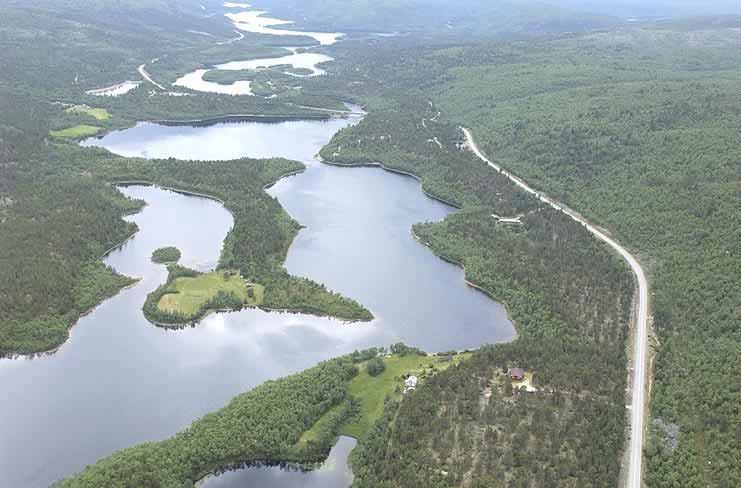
56,346,466,487
0,0,375,356
304,21,741,486
2,1,738,487
55,355,360,488
1,133,372,355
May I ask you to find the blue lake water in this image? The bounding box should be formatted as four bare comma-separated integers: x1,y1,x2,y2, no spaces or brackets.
1,111,513,488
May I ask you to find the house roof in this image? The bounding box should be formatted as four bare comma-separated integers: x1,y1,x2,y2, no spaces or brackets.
509,368,524,377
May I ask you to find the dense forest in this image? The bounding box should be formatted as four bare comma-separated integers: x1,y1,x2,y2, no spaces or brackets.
1,0,738,486
79,148,374,321
305,20,741,487
351,208,633,488
151,246,182,264
55,355,360,488
0,0,370,355
437,32,741,487
0,122,145,354
320,96,537,214
1,0,347,143
1,132,371,354
255,0,619,37
56,346,471,487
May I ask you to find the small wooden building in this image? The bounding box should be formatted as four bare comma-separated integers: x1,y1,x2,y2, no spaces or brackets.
509,368,525,381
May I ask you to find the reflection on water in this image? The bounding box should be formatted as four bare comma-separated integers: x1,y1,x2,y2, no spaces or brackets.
1,2,513,488
2,117,513,488
199,436,356,488
225,10,343,46
83,117,515,354
81,118,358,160
174,51,333,96
217,51,333,76
0,185,380,488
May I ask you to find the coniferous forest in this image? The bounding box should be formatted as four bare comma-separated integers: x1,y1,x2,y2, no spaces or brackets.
1,1,739,487
351,208,633,487
55,356,360,488
307,23,741,487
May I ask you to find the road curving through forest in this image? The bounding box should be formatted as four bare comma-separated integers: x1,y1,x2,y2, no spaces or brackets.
138,63,166,90
462,127,650,488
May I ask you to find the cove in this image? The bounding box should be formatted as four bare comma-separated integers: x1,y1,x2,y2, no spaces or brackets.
0,184,370,488
1,5,514,488
0,115,513,488
82,115,516,353
198,436,356,488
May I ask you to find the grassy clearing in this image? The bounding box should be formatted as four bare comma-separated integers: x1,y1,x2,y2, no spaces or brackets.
296,403,343,447
341,352,471,439
65,104,110,120
49,124,101,138
512,371,538,392
157,270,247,316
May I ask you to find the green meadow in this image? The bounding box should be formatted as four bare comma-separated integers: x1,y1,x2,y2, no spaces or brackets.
157,270,250,316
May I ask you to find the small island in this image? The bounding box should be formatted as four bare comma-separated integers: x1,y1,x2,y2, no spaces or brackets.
151,246,182,264
143,265,263,325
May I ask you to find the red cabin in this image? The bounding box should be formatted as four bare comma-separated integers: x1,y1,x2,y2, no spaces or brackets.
509,368,524,381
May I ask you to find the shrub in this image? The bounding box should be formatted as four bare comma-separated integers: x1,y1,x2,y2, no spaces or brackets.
367,357,386,377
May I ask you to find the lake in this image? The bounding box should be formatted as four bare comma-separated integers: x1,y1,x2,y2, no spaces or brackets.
0,2,515,487
0,114,513,488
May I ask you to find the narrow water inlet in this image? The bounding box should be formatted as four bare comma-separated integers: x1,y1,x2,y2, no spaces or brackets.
198,436,357,488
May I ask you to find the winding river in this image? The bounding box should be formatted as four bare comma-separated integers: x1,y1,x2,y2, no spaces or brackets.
174,50,333,96
0,4,515,488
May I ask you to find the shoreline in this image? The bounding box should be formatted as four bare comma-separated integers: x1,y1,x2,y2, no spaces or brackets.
257,305,368,323
409,229,519,342
317,155,520,339
263,169,305,189
100,229,140,259
2,278,142,360
155,112,332,127
192,445,346,488
145,300,372,329
3,224,146,359
74,108,343,144
143,306,243,329
116,179,375,327
114,180,232,212
318,157,462,209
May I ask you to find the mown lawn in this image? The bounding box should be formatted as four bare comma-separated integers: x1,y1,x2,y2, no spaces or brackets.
341,352,471,439
157,270,248,315
65,104,110,120
49,124,101,138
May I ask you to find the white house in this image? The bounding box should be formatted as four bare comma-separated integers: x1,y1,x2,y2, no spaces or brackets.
404,375,418,393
